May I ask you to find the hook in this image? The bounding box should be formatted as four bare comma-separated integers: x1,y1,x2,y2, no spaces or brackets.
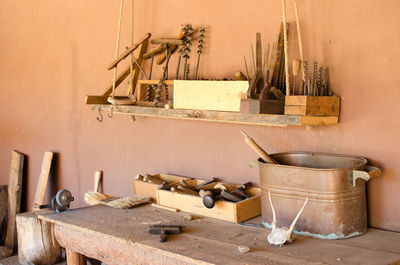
92,106,103,123
108,106,114,119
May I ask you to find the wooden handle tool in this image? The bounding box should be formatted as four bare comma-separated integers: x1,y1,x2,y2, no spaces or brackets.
157,45,178,65
292,59,301,95
151,38,184,46
143,44,166,59
240,130,277,164
94,171,102,192
107,32,151,70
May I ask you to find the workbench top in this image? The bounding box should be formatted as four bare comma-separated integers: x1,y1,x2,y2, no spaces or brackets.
38,205,400,265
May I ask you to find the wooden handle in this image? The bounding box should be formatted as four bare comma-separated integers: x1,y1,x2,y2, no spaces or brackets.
293,59,301,76
156,45,178,65
143,44,166,59
241,131,277,164
107,32,151,70
94,171,102,192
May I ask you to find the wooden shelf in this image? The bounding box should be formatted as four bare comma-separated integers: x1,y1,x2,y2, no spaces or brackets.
90,104,338,127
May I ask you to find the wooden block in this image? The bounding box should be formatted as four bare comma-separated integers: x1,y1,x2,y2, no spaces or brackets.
157,182,261,223
240,99,284,114
5,150,24,252
17,211,60,265
173,81,248,112
33,152,53,211
284,96,340,116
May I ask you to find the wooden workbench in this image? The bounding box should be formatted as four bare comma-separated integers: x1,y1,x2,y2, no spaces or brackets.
38,205,400,265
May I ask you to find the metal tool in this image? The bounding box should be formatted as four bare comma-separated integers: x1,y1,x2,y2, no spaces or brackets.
318,66,323,95
148,225,184,242
312,60,318,96
182,24,193,80
243,56,250,81
50,189,74,212
154,44,173,105
194,26,205,80
233,182,252,199
195,177,219,189
145,55,154,101
302,60,309,95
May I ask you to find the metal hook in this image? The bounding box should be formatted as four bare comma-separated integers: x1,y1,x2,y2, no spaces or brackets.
108,106,114,119
92,106,103,123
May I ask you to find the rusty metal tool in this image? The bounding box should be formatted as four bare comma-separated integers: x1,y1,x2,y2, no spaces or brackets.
302,60,309,95
148,225,184,242
292,59,301,95
312,60,318,96
233,182,252,199
318,66,323,95
241,130,277,164
194,26,205,80
182,24,194,80
145,55,154,101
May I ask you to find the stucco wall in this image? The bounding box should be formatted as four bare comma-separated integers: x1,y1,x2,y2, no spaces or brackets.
0,0,399,231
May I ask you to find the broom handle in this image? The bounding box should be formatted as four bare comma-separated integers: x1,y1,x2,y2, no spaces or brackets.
294,0,305,82
282,0,290,96
94,171,103,192
241,131,277,164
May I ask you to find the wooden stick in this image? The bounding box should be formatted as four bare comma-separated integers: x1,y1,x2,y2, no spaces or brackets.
282,0,290,96
107,33,151,70
294,0,305,82
240,131,277,164
33,152,54,211
5,151,24,252
94,171,102,193
249,43,256,79
111,0,124,98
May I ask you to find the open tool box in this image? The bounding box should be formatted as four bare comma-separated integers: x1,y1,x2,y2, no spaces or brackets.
133,174,261,223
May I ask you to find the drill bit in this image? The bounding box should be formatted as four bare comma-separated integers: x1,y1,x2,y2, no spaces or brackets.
318,66,323,95
182,24,193,80
303,60,308,95
312,60,318,96
145,55,154,101
194,26,205,80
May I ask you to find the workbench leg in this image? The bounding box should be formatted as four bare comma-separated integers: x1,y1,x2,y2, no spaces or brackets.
66,248,85,265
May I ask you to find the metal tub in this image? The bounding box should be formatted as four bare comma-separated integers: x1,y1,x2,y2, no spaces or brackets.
255,152,381,239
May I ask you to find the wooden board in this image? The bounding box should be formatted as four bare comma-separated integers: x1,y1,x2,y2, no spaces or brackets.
33,151,53,211
240,99,284,114
38,205,400,265
157,182,261,223
95,104,338,127
5,150,24,252
285,96,340,116
173,80,248,112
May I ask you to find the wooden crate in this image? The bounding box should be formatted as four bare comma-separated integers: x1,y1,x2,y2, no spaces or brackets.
240,99,284,114
284,96,340,116
157,181,261,223
133,173,192,203
173,80,248,112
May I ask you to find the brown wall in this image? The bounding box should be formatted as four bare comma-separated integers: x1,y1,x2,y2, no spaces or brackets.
0,0,399,231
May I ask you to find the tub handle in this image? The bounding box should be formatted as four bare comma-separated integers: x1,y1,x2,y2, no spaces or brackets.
350,166,381,187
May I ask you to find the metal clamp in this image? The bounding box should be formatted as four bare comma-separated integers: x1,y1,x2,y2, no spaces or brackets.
349,166,381,188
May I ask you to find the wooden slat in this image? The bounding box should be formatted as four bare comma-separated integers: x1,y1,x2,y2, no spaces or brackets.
33,152,53,211
94,104,338,127
66,248,85,265
5,150,24,251
127,40,148,96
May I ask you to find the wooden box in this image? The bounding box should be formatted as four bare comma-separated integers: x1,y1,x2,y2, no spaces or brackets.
133,173,191,203
240,99,284,114
173,80,248,112
284,96,340,116
136,80,174,103
157,181,261,223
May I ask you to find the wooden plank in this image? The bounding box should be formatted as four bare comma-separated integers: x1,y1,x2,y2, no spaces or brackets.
301,115,339,126
173,80,248,112
5,150,24,251
85,95,108,105
284,105,307,115
66,248,85,265
285,96,341,116
38,205,400,265
33,152,53,211
285,95,308,105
